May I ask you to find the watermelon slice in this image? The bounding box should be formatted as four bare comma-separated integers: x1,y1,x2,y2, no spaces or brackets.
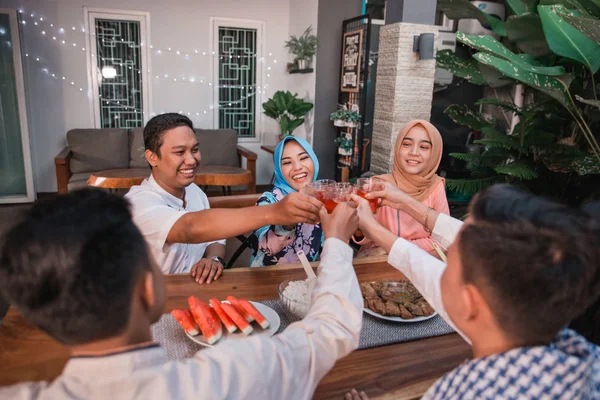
209,298,238,333
171,309,200,336
226,295,254,322
239,299,270,329
188,296,222,345
221,303,253,335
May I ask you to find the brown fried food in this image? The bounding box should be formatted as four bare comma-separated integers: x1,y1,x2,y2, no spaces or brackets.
384,300,401,316
360,282,378,299
403,301,426,317
397,304,413,319
367,297,388,315
414,298,435,316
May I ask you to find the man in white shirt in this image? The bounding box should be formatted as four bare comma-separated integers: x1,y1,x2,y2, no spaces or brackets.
0,188,362,400
125,113,323,284
348,184,600,399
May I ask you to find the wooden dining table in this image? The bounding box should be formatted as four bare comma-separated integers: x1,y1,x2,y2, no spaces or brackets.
0,256,470,399
87,166,254,194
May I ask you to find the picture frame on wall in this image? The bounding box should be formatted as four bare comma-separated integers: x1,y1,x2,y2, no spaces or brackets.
340,29,363,93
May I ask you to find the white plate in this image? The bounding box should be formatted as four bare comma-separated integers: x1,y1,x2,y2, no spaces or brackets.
363,307,437,323
185,301,281,347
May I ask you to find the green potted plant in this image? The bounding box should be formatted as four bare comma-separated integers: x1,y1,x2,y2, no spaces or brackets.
284,26,318,70
335,133,353,156
262,90,314,139
330,105,361,128
435,0,600,204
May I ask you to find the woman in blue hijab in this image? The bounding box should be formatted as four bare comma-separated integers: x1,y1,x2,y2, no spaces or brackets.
249,136,324,267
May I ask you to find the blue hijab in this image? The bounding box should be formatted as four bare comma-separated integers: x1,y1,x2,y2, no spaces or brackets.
273,136,319,196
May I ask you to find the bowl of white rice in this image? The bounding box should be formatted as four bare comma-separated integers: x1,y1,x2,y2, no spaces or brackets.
278,279,311,318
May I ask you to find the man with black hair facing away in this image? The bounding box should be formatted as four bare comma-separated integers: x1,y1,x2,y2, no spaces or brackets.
124,113,324,284
347,184,600,399
0,188,361,399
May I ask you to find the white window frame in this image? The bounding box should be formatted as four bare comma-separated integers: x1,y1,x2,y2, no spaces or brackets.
84,8,152,128
0,8,35,203
210,17,265,144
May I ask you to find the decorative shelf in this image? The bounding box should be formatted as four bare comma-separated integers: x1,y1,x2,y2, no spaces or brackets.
289,68,314,74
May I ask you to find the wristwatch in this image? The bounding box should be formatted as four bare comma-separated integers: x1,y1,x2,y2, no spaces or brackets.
205,255,226,267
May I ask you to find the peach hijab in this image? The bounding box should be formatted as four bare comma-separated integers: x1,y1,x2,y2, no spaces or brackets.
375,120,444,202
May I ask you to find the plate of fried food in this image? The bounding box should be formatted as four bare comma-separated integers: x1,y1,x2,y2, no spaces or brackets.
360,280,436,322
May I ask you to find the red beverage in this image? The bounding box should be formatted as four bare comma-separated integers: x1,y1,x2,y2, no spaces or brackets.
315,191,326,203
324,199,338,214
357,190,378,213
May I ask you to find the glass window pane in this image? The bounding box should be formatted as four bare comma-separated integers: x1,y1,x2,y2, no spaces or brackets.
218,27,256,138
95,19,143,128
0,13,27,196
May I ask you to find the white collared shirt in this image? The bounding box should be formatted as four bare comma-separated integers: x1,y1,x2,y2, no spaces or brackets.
0,239,362,400
124,175,225,274
387,213,471,344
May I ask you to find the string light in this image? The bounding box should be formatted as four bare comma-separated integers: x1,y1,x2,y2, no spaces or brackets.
16,9,278,118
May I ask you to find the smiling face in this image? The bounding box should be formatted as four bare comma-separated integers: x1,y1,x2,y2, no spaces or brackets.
145,125,201,198
280,140,315,191
397,125,433,176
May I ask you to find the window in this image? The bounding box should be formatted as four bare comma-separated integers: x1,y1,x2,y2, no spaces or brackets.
211,18,264,141
86,8,151,128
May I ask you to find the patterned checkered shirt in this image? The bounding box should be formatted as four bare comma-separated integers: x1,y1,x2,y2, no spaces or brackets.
423,329,600,399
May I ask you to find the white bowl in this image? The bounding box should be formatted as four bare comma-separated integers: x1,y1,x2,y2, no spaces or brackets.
278,279,310,318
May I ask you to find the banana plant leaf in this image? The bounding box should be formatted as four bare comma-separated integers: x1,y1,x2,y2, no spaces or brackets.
289,99,314,117
506,13,552,57
438,0,507,36
473,52,573,107
538,5,600,73
555,7,600,45
495,160,539,179
576,95,600,109
436,50,487,85
444,104,495,130
457,32,565,74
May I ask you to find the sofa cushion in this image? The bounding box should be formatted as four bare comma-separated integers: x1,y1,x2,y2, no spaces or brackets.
129,128,147,168
67,172,92,192
67,129,129,173
195,129,238,167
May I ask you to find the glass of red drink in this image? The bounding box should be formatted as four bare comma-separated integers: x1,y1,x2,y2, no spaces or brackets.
356,178,384,213
326,182,355,213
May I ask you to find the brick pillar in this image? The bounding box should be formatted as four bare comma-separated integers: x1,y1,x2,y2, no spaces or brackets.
371,23,438,174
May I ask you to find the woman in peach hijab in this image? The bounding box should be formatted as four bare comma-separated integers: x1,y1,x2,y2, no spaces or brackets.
358,120,449,255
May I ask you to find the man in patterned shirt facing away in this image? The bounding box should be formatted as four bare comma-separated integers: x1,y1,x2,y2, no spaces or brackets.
348,184,600,399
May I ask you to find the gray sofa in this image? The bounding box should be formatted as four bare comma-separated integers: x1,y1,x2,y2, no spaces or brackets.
54,127,257,193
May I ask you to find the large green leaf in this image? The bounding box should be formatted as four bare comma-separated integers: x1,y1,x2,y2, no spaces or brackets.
495,161,539,179
444,104,495,130
540,0,593,15
538,5,600,73
287,118,305,134
479,63,515,87
506,13,552,57
438,0,507,36
476,98,524,114
436,50,487,85
507,0,528,15
289,99,314,117
473,52,573,107
556,8,600,45
457,32,565,74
